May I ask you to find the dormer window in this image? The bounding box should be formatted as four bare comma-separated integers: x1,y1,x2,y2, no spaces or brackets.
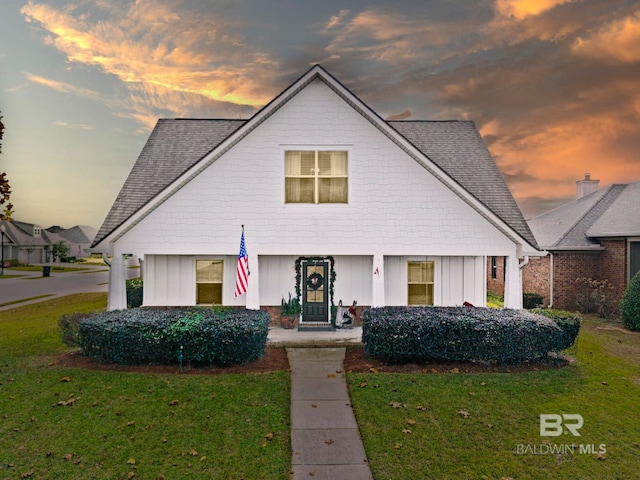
34,227,41,237
285,151,348,203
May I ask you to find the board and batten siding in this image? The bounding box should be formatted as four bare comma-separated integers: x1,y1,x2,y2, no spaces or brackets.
143,254,483,308
385,256,485,307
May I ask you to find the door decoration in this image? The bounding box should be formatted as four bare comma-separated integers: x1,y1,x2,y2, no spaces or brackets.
294,256,336,318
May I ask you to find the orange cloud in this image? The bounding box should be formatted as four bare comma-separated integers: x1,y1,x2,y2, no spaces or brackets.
494,0,574,20
24,72,102,100
571,11,640,63
21,0,278,126
323,9,455,64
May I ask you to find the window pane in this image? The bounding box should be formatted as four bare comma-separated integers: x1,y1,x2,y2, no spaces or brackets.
408,284,427,305
318,178,347,203
285,151,301,175
286,178,315,203
318,151,347,176
285,151,315,176
408,284,434,305
196,260,223,282
197,283,222,305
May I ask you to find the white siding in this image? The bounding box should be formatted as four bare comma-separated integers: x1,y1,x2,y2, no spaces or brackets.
385,256,485,307
144,255,243,307
112,78,517,308
115,79,516,259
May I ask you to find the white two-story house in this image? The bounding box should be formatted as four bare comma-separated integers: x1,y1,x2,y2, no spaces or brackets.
92,65,539,322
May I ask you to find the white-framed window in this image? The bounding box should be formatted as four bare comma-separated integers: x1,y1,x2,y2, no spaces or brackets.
196,260,223,305
408,260,434,305
285,150,348,203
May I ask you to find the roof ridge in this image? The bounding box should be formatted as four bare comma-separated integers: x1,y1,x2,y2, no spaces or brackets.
553,184,626,247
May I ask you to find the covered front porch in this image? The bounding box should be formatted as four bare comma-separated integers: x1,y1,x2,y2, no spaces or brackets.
106,252,525,313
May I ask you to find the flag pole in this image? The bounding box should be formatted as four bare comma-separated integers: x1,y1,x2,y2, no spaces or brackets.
242,225,249,276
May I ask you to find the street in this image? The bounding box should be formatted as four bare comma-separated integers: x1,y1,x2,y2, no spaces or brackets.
0,264,139,310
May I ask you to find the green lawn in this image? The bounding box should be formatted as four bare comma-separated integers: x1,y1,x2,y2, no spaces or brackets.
348,317,640,479
8,265,94,273
0,294,291,479
3,294,638,479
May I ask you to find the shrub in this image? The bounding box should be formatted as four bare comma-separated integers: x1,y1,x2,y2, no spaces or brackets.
574,277,616,318
523,293,544,309
530,308,581,351
362,306,566,365
78,307,269,366
126,278,143,308
620,271,640,331
58,312,94,347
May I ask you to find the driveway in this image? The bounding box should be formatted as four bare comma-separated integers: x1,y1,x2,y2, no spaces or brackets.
0,263,139,311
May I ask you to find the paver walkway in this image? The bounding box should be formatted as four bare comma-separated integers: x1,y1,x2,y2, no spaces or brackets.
287,347,373,480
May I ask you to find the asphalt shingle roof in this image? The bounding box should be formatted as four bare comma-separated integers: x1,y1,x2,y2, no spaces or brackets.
93,119,245,246
528,181,637,249
93,117,537,249
389,120,537,248
588,181,640,237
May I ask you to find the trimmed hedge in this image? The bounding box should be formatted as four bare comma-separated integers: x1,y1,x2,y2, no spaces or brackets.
620,270,640,331
126,278,143,308
79,307,269,366
58,312,94,347
523,292,544,309
530,308,582,351
362,306,576,365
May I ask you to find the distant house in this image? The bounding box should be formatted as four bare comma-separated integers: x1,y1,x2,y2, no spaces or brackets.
0,220,97,265
489,174,640,310
46,225,98,259
92,65,539,317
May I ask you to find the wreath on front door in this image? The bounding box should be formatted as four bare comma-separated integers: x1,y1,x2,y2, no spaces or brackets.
306,272,324,291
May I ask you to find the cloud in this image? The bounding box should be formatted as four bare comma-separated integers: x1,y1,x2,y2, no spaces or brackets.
323,9,351,32
53,120,95,130
322,9,458,65
24,72,102,101
571,11,640,63
386,109,412,120
494,0,574,20
21,0,278,127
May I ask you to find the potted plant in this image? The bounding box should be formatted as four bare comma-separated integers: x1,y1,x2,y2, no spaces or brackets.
280,292,301,329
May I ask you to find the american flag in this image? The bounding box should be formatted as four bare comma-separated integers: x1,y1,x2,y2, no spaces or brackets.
234,229,249,297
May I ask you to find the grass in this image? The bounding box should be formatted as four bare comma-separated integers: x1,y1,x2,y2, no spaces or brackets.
487,291,504,308
348,317,640,479
0,294,55,308
0,294,291,479
9,265,94,273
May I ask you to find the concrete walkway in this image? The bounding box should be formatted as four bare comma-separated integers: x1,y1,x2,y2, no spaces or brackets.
287,347,373,480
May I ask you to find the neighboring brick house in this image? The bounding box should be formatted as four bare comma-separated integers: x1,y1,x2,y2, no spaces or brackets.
92,65,539,318
493,175,640,311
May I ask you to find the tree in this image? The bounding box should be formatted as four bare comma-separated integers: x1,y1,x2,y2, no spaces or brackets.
52,240,71,262
0,111,13,221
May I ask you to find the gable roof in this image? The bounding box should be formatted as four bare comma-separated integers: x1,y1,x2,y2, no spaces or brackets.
388,121,536,248
92,65,537,251
587,180,640,237
528,181,638,249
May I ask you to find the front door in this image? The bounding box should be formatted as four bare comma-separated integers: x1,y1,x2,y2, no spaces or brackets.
302,260,329,323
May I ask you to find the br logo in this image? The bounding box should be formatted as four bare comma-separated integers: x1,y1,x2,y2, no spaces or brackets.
540,414,583,437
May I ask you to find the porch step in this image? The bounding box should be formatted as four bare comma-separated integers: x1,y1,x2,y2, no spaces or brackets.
297,323,336,332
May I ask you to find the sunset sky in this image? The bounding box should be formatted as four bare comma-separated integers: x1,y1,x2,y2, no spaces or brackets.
1,0,639,229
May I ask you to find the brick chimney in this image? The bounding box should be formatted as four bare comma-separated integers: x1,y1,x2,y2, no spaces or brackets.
576,173,599,199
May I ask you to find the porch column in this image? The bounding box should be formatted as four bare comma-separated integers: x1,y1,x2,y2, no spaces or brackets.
108,254,127,311
503,254,523,309
372,253,385,307
246,253,260,310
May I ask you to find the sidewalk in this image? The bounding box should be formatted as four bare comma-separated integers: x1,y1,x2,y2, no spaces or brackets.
287,347,373,480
